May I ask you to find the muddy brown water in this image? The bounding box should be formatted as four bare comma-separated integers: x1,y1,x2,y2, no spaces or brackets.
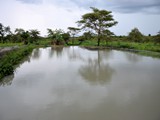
0,46,160,120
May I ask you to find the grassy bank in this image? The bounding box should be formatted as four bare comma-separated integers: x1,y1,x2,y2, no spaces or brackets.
0,46,34,80
2,38,160,53
0,38,160,80
80,40,160,52
80,40,160,58
104,41,160,52
0,43,23,47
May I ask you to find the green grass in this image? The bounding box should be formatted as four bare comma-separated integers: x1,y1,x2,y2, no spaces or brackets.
0,38,51,47
80,40,160,58
80,40,160,52
0,42,23,47
36,38,51,47
105,41,160,52
0,46,34,80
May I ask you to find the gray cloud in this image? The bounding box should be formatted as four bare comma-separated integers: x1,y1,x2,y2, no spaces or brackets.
111,0,160,14
1,0,160,35
71,0,160,14
16,0,160,14
17,0,42,4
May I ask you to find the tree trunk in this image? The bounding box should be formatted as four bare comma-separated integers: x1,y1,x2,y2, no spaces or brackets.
97,36,100,46
72,39,74,44
0,33,3,43
97,31,101,46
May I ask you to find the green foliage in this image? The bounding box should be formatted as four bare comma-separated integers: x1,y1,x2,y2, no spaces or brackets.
12,28,31,44
21,31,30,44
0,23,12,43
12,28,25,42
13,29,40,44
68,27,80,44
77,7,118,46
68,27,80,37
128,28,144,42
47,28,55,39
0,43,23,47
154,31,160,43
1,26,41,45
62,33,70,45
53,29,64,45
80,39,160,53
37,38,51,46
106,41,160,52
29,29,40,43
47,29,70,45
0,46,34,79
82,31,94,41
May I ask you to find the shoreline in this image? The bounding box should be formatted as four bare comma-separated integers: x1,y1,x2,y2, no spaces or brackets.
81,45,160,58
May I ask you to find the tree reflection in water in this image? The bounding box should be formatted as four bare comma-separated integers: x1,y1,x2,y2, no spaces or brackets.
125,52,142,63
32,48,41,60
79,50,115,85
67,47,85,61
49,47,63,58
0,74,14,87
0,52,31,87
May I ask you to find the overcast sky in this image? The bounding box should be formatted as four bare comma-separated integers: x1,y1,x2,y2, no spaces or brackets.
0,0,160,36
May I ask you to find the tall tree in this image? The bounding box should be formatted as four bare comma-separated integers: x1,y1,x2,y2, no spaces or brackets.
47,29,64,45
47,28,55,39
61,32,70,45
29,29,40,43
15,28,30,43
0,23,12,43
77,7,118,46
15,28,25,35
21,31,30,44
0,23,5,43
68,27,80,44
14,28,25,42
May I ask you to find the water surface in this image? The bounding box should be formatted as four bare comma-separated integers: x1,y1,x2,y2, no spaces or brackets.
0,46,160,120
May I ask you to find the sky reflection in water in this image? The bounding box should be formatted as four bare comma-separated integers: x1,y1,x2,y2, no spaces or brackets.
0,46,160,120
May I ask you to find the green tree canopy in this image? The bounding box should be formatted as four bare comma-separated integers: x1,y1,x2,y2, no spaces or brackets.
61,32,70,45
77,7,118,46
68,27,80,37
21,31,30,44
47,28,55,39
0,23,12,43
155,30,160,43
29,29,40,43
15,28,25,35
68,27,80,44
128,28,143,42
47,29,65,45
83,31,94,40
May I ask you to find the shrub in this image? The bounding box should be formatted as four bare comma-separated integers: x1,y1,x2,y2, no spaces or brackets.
128,28,144,42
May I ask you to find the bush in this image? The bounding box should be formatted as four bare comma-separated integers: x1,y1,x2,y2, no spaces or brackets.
128,28,144,42
154,31,160,43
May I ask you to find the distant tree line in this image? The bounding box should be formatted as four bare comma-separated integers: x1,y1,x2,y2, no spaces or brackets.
0,7,160,45
0,23,40,44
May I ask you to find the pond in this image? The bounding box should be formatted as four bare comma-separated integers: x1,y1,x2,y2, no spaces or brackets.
0,46,160,120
